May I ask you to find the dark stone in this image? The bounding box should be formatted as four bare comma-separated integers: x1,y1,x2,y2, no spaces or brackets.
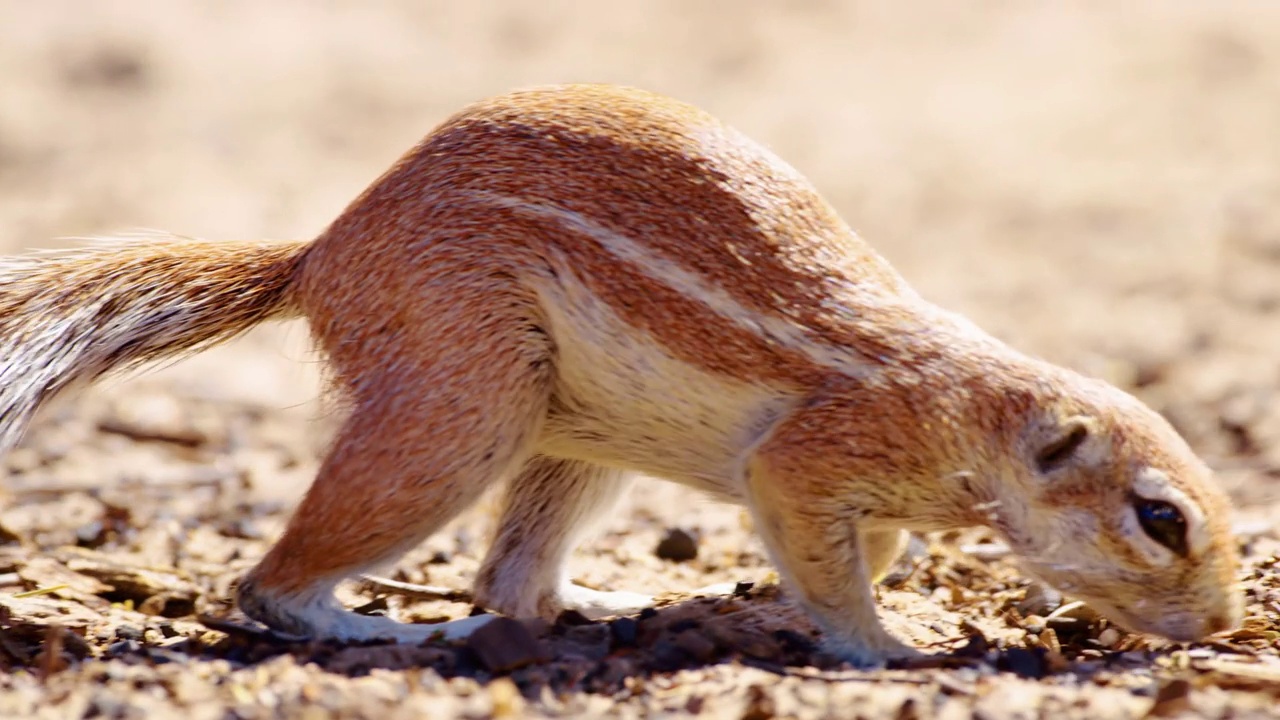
673,630,718,663
998,647,1048,679
954,633,990,658
114,624,143,642
351,597,389,616
654,528,699,562
1016,582,1064,616
563,623,612,661
741,684,777,720
1148,679,1193,717
554,609,592,629
105,639,140,657
465,617,546,673
609,617,639,648
772,628,815,655
668,618,701,633
648,639,688,672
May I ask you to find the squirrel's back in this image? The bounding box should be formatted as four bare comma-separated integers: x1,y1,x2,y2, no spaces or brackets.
298,84,972,390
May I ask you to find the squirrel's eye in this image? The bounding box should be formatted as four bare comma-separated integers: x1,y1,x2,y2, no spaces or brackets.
1035,421,1089,473
1134,499,1188,556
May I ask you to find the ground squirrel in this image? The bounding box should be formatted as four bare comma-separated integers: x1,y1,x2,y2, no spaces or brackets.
0,84,1243,666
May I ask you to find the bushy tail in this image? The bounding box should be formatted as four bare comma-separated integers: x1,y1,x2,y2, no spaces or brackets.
0,234,310,453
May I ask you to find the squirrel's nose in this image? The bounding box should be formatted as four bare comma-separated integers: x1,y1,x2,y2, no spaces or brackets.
1203,610,1238,636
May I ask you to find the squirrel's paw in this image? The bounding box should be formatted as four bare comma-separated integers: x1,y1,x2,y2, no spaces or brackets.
823,630,924,669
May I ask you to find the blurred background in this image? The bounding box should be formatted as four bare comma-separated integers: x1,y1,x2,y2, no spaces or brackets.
2,1,1278,511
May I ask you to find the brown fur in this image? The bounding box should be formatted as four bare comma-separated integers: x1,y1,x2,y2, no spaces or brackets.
0,84,1241,665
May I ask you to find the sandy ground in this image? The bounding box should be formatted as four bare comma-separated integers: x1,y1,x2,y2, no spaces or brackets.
1,2,1278,718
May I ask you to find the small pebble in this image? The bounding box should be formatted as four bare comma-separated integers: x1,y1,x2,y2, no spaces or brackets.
466,617,545,673
1096,627,1121,648
1022,614,1047,634
609,617,639,648
673,630,718,663
668,618,700,633
1147,678,1193,717
741,684,777,720
654,527,699,562
648,639,688,672
105,639,141,657
999,647,1049,679
554,609,592,629
772,628,815,655
1018,583,1064,616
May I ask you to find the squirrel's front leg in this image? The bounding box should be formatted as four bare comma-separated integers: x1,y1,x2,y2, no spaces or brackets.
743,415,921,667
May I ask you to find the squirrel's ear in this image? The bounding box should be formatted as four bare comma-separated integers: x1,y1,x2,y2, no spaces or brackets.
1033,415,1097,476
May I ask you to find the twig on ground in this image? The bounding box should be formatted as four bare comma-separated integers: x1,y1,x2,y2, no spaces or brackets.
357,575,473,603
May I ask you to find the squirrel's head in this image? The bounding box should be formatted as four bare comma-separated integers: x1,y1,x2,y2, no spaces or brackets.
989,375,1243,643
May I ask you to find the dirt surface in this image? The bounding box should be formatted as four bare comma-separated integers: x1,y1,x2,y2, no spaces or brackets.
2,2,1279,718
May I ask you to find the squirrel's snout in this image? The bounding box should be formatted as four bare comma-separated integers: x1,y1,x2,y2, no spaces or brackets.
1156,602,1241,642
1204,610,1237,637
1206,592,1245,637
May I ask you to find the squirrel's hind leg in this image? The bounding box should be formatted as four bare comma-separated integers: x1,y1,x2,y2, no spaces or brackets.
235,286,553,644
473,456,653,620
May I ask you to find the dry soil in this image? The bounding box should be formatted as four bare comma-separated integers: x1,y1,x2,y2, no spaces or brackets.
1,3,1278,719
